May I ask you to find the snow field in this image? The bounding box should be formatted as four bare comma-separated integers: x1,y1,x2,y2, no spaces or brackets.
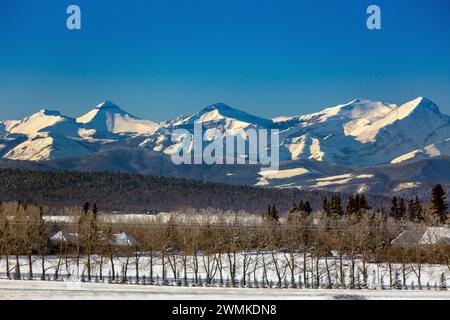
1,252,449,292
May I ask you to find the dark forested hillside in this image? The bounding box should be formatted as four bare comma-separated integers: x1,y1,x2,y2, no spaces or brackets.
0,168,387,214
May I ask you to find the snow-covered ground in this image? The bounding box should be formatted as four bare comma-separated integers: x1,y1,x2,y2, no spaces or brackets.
1,253,449,292
0,280,449,300
43,212,262,224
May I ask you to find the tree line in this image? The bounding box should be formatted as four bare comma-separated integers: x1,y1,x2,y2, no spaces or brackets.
0,168,387,214
0,184,448,289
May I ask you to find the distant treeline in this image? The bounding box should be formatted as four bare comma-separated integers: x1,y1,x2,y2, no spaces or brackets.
0,169,388,214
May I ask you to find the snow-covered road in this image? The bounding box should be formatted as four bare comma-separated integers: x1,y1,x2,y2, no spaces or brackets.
0,280,449,300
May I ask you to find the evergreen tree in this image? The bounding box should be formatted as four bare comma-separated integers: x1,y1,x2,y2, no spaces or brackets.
337,195,344,216
289,202,298,214
431,184,448,224
331,195,344,217
82,202,90,216
390,197,403,221
264,204,279,221
408,199,416,222
322,196,331,217
347,194,371,219
346,195,357,215
302,201,313,215
354,194,360,212
408,197,424,223
359,194,371,211
398,198,407,220
271,205,279,221
92,203,98,218
414,196,424,222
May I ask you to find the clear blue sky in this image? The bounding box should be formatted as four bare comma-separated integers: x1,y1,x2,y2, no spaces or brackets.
0,0,449,121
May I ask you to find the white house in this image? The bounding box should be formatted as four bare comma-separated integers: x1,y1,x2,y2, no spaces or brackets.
391,230,422,248
419,226,450,245
111,232,139,247
50,231,78,245
50,230,139,247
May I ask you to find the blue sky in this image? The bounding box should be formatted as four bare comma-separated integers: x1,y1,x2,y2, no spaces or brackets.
0,0,449,121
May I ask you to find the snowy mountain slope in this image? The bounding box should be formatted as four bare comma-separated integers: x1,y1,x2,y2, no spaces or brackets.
148,99,418,165
271,100,400,165
280,133,349,162
273,99,396,131
391,138,450,163
77,101,160,138
354,97,450,165
4,133,91,161
0,96,448,198
274,97,450,165
355,97,446,143
174,103,274,129
0,120,20,133
0,101,162,161
136,103,278,158
5,109,79,137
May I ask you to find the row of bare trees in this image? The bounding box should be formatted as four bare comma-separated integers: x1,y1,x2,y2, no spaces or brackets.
0,200,449,289
0,202,48,280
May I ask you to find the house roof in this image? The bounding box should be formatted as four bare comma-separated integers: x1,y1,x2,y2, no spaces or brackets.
111,232,139,247
50,230,139,247
391,230,422,247
419,227,450,245
50,231,78,244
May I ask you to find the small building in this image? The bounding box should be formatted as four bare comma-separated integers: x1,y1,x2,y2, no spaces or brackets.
391,230,422,248
419,227,450,245
50,230,139,248
111,232,140,247
50,231,78,245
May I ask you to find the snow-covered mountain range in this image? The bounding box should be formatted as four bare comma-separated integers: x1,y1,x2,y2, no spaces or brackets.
1,97,449,196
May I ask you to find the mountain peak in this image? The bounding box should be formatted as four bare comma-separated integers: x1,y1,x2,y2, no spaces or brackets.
192,102,274,127
411,96,438,109
172,102,274,128
338,98,389,108
75,100,159,137
317,99,395,123
39,108,63,117
399,96,440,115
78,101,129,124
348,98,361,104
95,100,121,110
412,96,428,103
203,103,233,112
